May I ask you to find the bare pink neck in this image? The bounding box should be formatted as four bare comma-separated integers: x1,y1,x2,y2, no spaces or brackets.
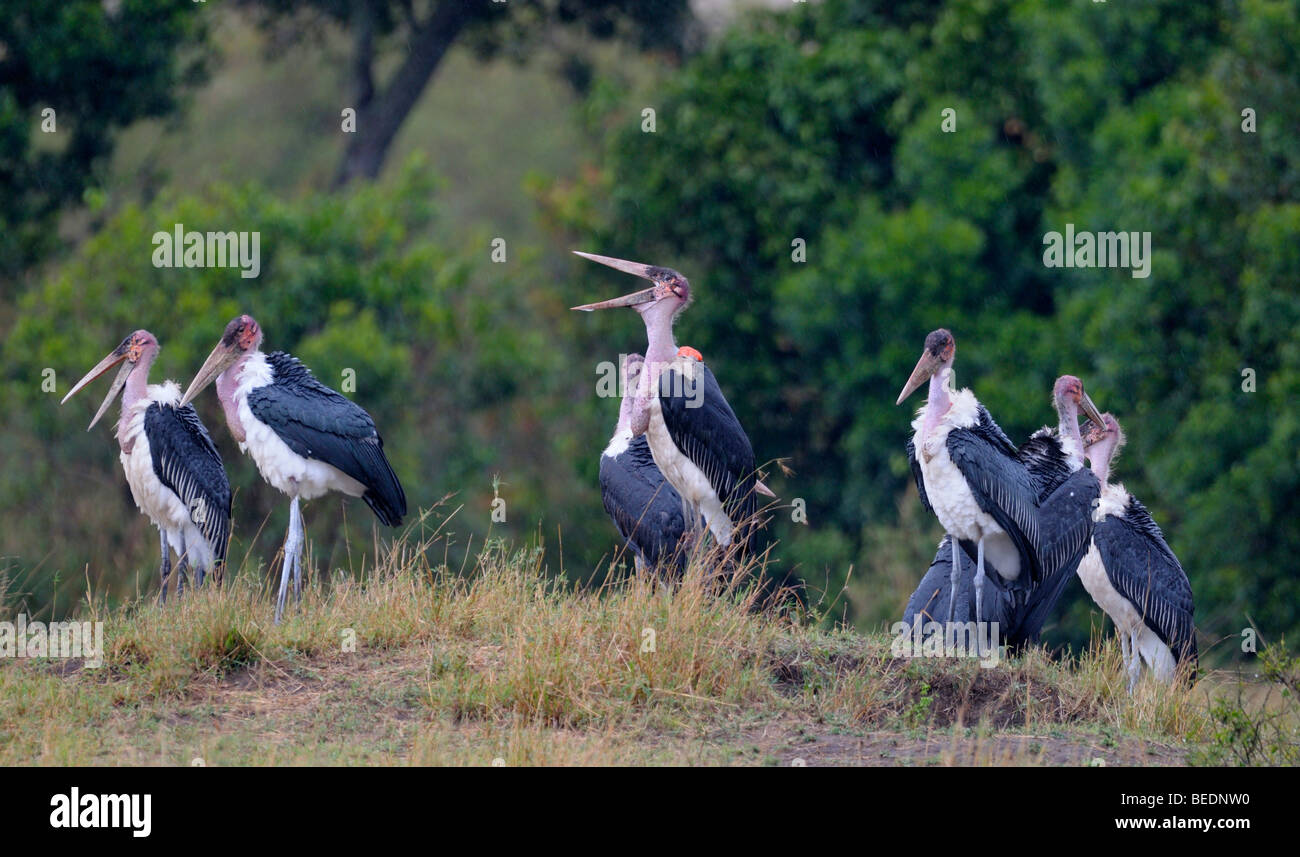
1089,442,1116,484
921,364,953,436
630,307,678,434
216,351,255,443
117,347,158,452
1056,398,1084,470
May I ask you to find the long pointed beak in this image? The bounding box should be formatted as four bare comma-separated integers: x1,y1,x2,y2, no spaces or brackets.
896,351,941,405
571,251,659,311
1080,390,1104,427
180,343,236,408
62,349,133,430
573,251,658,280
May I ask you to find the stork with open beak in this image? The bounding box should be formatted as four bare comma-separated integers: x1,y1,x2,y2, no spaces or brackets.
180,315,407,623
573,252,768,555
62,331,232,602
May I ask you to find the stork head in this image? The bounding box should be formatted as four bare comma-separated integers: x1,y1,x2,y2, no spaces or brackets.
1052,374,1105,427
61,330,159,430
1081,412,1126,481
570,252,692,325
896,328,956,405
180,314,263,407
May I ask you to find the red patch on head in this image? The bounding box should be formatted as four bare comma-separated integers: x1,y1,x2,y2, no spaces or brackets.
677,346,703,363
237,316,260,350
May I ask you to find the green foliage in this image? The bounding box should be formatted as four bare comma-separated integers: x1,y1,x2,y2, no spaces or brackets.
1193,640,1300,766
0,0,208,272
0,158,604,614
558,0,1300,650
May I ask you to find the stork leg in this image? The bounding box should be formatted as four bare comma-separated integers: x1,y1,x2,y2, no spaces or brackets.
973,537,986,625
679,501,704,565
1127,628,1141,694
1120,630,1131,686
185,533,205,588
291,498,305,604
175,533,189,598
158,530,171,606
275,497,304,624
946,536,960,623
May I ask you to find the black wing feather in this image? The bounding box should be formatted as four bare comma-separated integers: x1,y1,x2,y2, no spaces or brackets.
657,359,759,545
1094,497,1197,666
904,535,1020,632
906,437,931,513
1011,467,1100,644
946,423,1044,584
247,352,407,526
1017,427,1074,501
145,402,232,564
599,435,687,571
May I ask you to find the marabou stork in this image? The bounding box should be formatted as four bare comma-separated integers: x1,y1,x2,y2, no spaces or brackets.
1078,414,1197,689
572,252,767,552
599,353,688,573
62,330,231,601
180,315,407,623
904,375,1104,645
901,329,1053,622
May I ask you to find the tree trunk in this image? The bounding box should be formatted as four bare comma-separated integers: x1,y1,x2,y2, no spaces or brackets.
333,4,469,188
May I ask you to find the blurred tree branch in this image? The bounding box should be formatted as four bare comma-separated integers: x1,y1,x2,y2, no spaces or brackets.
244,0,692,187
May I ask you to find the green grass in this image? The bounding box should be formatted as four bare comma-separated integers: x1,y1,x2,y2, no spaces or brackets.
0,518,1238,766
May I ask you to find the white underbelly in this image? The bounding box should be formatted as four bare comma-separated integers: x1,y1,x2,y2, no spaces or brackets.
1077,541,1142,633
240,412,366,501
918,435,1020,579
120,437,216,569
647,401,732,545
1077,538,1175,680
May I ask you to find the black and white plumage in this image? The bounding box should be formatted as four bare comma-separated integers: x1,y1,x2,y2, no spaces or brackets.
144,401,233,573
652,353,760,549
899,330,1051,622
572,252,768,554
598,352,688,572
905,375,1104,646
906,398,1044,586
182,315,406,623
600,434,688,572
1078,415,1196,688
906,462,1101,648
62,330,232,601
246,352,406,526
